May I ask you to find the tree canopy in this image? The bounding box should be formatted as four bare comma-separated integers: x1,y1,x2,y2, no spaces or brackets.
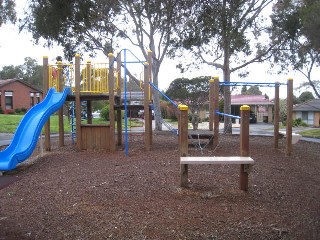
172,0,274,133
0,0,16,27
241,86,262,95
269,0,320,98
0,57,43,89
21,0,193,131
165,76,210,114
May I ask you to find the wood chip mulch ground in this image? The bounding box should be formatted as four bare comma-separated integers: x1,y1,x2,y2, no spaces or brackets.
0,132,319,239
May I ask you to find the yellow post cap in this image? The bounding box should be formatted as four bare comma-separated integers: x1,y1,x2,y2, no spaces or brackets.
178,104,188,111
43,56,48,58
147,49,152,53
75,53,80,57
108,53,114,57
144,62,149,66
240,105,250,111
209,79,214,83
213,76,219,81
288,77,293,81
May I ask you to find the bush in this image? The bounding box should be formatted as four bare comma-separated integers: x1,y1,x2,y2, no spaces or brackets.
0,108,3,114
100,104,110,121
292,118,308,127
15,108,27,115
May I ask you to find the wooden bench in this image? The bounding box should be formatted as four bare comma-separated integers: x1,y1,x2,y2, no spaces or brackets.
180,156,255,191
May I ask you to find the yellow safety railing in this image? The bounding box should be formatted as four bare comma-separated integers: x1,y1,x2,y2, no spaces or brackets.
48,62,118,94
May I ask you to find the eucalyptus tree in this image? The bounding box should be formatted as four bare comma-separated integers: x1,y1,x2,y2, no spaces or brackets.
173,0,275,133
0,0,16,26
21,0,193,131
269,0,320,98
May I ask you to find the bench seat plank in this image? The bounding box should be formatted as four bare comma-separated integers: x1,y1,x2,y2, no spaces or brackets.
180,156,254,165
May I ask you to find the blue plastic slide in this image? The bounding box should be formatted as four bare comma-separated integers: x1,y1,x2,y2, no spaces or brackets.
0,87,70,171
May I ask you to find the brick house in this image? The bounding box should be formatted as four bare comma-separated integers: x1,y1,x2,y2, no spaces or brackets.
293,99,320,127
0,79,43,114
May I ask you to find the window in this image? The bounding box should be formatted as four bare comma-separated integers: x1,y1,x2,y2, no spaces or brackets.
30,93,35,107
5,91,13,110
36,93,40,103
302,112,308,121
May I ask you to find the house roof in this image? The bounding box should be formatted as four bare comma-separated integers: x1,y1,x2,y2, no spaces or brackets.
0,79,42,92
293,99,320,111
231,95,273,105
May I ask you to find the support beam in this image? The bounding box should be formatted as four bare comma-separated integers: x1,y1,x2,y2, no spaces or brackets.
75,54,82,151
286,78,293,156
43,56,51,151
213,76,220,148
108,53,116,153
240,105,250,191
179,104,189,187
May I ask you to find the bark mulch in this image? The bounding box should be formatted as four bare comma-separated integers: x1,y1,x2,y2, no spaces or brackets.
0,132,319,239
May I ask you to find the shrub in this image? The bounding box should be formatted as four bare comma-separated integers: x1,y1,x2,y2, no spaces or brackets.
0,108,3,114
292,118,309,127
100,104,110,121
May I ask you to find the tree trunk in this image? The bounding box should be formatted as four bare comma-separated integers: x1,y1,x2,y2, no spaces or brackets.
152,60,162,131
223,47,232,134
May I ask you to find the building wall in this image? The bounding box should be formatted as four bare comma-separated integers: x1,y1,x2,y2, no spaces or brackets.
294,111,317,126
0,81,43,114
314,112,320,127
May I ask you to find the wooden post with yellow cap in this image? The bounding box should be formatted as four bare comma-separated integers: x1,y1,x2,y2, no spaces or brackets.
74,54,82,151
213,76,220,148
286,78,293,156
42,56,51,151
108,53,116,152
144,61,152,151
240,105,250,191
179,104,189,187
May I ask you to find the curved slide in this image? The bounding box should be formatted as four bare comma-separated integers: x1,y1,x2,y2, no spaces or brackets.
0,87,70,171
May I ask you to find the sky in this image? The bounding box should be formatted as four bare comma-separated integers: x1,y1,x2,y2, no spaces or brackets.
0,1,314,99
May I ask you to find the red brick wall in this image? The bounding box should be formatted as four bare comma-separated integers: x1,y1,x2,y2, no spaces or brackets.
0,81,43,114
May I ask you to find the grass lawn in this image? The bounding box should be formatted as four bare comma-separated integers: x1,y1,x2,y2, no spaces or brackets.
297,129,320,138
0,114,144,134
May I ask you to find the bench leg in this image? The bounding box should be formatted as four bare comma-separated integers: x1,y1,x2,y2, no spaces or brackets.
240,164,249,191
180,164,188,187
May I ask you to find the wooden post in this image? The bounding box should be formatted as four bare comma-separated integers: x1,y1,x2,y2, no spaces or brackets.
286,78,293,156
75,54,82,151
240,105,250,191
209,78,214,131
87,100,92,124
116,53,122,146
43,56,51,151
179,104,189,187
144,62,151,151
274,82,280,148
57,61,64,147
213,76,219,148
108,53,116,153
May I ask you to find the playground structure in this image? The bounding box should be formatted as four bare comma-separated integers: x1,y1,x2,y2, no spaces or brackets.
208,76,295,156
177,77,296,191
42,50,154,155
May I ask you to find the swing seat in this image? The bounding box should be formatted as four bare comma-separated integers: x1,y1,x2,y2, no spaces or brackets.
278,131,302,144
